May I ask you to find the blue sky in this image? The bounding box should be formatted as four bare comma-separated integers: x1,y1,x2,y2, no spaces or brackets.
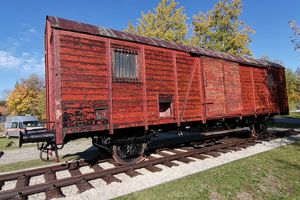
0,0,299,99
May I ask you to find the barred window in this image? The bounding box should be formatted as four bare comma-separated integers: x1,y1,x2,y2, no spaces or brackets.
112,49,139,82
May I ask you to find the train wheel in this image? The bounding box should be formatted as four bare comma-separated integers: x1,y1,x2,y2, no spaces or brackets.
112,142,147,165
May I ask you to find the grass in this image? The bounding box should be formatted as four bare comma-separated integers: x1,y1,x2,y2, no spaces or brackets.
276,112,300,119
0,159,49,173
0,153,81,173
267,122,300,129
0,137,96,173
0,137,19,150
0,137,35,150
0,136,91,151
118,142,300,200
284,112,300,119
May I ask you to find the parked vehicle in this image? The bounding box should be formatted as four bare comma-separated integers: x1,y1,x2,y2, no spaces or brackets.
5,116,44,138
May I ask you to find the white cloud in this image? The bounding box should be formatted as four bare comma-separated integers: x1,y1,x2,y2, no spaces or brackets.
0,50,44,74
28,28,36,33
0,51,21,68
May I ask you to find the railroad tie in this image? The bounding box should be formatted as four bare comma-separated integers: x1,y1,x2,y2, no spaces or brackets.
13,192,27,200
156,151,171,157
16,175,29,188
108,160,120,167
238,144,252,148
226,147,242,151
144,165,162,172
68,169,94,193
204,151,221,157
162,160,179,168
44,171,65,199
217,149,231,153
0,181,4,191
192,154,209,160
125,169,142,177
177,157,195,164
168,148,196,163
91,164,121,184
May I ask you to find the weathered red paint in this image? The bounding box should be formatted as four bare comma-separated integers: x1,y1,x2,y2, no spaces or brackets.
45,16,289,144
141,45,148,130
199,57,206,124
46,16,284,69
106,38,113,134
172,52,180,126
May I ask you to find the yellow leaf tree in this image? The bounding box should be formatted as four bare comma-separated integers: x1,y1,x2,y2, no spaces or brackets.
6,74,45,120
125,0,188,44
191,0,254,56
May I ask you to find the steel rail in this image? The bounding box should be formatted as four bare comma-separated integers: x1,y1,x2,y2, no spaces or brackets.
0,138,252,199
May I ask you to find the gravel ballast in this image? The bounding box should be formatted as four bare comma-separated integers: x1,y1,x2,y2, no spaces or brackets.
56,134,300,200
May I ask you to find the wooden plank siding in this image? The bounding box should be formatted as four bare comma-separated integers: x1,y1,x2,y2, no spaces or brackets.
240,66,256,115
202,57,226,118
252,67,269,114
46,23,288,141
145,47,177,125
222,61,242,117
268,67,289,114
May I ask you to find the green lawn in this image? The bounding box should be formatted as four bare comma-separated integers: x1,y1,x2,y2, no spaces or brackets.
279,112,300,119
0,137,19,150
0,159,50,173
268,122,300,129
0,137,35,150
0,153,82,173
118,142,300,200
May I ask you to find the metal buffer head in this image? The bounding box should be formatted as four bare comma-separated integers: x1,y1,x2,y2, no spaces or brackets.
19,128,55,148
19,128,61,162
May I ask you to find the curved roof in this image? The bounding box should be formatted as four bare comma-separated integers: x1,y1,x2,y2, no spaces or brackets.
47,16,284,69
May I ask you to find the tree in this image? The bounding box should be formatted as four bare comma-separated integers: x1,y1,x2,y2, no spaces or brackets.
6,74,46,120
191,0,254,56
289,20,300,51
0,101,5,107
125,0,188,44
285,68,300,110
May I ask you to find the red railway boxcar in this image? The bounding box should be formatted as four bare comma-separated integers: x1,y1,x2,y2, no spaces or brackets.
19,16,288,165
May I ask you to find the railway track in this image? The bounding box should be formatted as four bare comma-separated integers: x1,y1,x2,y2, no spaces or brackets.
0,129,297,200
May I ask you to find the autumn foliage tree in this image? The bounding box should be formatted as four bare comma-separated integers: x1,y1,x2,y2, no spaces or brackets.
191,0,254,56
289,20,300,51
6,74,46,120
125,0,188,44
285,69,300,110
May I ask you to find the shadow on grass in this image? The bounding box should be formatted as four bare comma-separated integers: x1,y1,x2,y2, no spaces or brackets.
61,146,110,165
274,158,300,171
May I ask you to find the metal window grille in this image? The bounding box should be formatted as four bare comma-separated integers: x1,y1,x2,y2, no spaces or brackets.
112,48,139,83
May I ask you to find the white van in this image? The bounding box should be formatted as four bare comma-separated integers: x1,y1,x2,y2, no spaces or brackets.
4,116,44,138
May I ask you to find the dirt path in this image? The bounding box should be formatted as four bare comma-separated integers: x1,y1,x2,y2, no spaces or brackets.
0,139,97,165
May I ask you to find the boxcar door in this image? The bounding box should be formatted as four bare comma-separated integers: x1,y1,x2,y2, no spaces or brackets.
202,57,226,118
223,61,242,116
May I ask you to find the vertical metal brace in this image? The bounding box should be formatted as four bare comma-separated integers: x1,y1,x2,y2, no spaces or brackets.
106,39,114,134
221,61,227,116
198,57,206,124
53,30,63,144
172,52,180,126
141,46,148,130
250,67,257,116
265,69,270,114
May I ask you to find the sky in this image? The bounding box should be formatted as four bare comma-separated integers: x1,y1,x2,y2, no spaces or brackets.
0,0,299,99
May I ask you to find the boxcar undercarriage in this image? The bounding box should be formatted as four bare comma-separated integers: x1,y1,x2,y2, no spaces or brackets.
20,114,272,164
